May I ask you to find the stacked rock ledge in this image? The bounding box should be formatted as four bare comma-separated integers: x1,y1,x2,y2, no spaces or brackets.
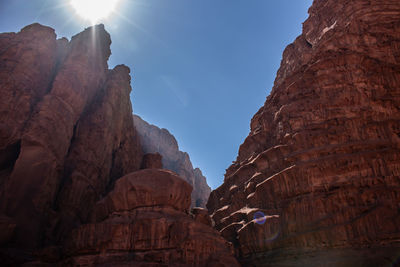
63,169,239,266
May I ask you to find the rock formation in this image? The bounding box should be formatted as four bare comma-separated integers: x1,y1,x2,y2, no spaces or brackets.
207,0,400,266
62,169,238,266
0,24,237,266
141,153,163,169
133,114,211,208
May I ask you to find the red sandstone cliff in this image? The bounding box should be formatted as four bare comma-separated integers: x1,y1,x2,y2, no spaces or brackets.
207,0,400,266
133,114,211,208
62,169,237,266
0,24,237,266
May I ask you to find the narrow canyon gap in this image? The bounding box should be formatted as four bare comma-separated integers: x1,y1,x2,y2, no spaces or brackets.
0,0,399,266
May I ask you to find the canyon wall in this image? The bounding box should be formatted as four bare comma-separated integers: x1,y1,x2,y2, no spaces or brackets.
0,24,237,266
133,114,211,208
207,0,400,266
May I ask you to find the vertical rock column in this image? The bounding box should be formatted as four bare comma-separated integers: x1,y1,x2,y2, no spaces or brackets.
54,65,143,240
0,24,58,181
0,24,111,248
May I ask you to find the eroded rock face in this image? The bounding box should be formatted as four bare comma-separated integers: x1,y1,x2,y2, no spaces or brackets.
0,23,238,266
191,207,213,227
0,23,116,249
133,115,211,208
207,0,400,265
0,24,58,155
0,23,144,255
63,169,239,266
53,64,143,242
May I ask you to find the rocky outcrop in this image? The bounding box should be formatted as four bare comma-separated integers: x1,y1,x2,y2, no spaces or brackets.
134,115,211,208
0,23,238,266
0,23,125,249
0,22,142,258
207,0,400,266
53,64,143,243
62,169,239,266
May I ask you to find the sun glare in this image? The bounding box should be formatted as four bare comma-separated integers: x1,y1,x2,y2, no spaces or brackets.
71,0,120,24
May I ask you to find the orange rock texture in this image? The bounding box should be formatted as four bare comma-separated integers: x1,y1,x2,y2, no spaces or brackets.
207,0,400,266
134,115,211,208
0,24,237,266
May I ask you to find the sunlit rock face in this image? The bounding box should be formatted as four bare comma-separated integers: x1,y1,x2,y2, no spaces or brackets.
0,24,237,266
207,0,400,265
134,114,211,208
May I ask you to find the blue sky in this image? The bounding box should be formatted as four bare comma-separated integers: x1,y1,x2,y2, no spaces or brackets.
0,0,312,189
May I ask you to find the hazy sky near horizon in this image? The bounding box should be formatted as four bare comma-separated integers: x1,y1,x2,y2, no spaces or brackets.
0,0,312,189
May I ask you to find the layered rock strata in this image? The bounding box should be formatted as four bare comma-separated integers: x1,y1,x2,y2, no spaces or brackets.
0,24,235,266
134,114,211,208
207,0,400,266
62,169,239,266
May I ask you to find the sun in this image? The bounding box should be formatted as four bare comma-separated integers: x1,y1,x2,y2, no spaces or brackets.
70,0,120,24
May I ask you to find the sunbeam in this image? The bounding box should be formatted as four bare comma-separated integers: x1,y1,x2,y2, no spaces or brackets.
70,0,120,24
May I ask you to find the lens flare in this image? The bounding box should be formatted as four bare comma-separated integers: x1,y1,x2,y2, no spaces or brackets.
253,211,281,242
70,0,120,24
254,211,267,225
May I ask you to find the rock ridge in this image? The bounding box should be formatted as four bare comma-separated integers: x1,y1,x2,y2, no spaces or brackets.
62,169,238,266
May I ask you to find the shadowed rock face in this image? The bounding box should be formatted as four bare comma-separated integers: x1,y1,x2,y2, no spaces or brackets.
54,64,143,243
0,24,237,266
0,23,142,256
133,115,211,208
0,23,126,249
207,0,400,266
141,152,163,169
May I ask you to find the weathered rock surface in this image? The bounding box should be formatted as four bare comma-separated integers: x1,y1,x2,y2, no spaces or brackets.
0,23,237,266
141,153,163,169
0,23,118,249
54,64,143,243
0,24,58,155
191,207,213,227
63,169,239,266
134,114,211,208
207,0,400,266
